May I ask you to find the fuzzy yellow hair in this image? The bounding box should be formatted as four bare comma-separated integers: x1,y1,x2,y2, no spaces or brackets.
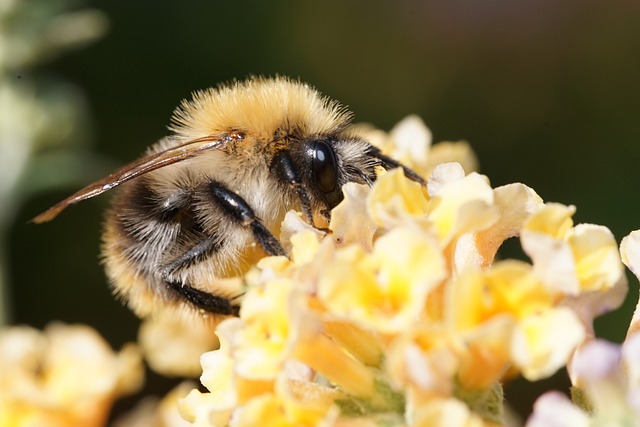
168,76,353,141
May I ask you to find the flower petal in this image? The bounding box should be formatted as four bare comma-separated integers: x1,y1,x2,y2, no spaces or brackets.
512,307,585,381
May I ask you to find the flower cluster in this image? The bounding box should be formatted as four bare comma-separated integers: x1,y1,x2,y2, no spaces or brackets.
180,117,628,426
525,230,640,426
0,323,143,427
527,335,640,427
2,117,637,426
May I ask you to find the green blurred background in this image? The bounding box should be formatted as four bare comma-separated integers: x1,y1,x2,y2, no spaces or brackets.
5,0,640,419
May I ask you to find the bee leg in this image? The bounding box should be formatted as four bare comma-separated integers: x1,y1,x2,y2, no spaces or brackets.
271,151,314,225
209,183,286,257
157,236,241,315
164,279,240,316
368,148,426,186
160,236,221,278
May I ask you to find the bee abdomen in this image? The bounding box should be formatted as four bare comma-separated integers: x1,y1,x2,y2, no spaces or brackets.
103,176,263,317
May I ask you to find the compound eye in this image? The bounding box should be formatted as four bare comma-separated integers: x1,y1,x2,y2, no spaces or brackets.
312,140,338,194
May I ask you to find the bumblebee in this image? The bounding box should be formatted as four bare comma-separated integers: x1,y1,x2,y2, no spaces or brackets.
33,77,424,319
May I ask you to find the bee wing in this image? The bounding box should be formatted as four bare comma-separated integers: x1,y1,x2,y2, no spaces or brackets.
32,133,239,223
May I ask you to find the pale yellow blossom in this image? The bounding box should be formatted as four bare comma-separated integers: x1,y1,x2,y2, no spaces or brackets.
456,183,543,271
426,141,478,178
454,316,514,390
511,307,585,381
522,203,627,345
387,325,459,397
619,229,640,337
446,261,584,383
0,323,142,427
138,314,219,378
361,115,478,179
425,164,498,248
232,369,341,427
520,228,640,425
322,319,384,368
280,210,326,257
113,381,195,427
410,397,487,427
330,182,377,250
180,343,236,426
233,393,331,427
385,115,432,170
179,116,629,427
318,226,446,334
367,168,429,230
290,311,378,399
449,261,557,331
526,392,589,427
622,333,640,409
522,203,624,296
530,337,640,426
231,278,295,380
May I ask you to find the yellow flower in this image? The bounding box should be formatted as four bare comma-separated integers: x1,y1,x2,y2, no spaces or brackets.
0,323,143,427
367,168,430,230
330,182,378,250
279,210,326,259
233,278,295,380
362,115,478,179
409,397,488,427
449,261,558,330
366,162,503,275
318,226,446,334
522,203,625,296
180,341,236,426
511,307,585,381
179,116,630,426
526,222,640,423
233,393,331,427
522,203,627,342
454,316,514,390
387,325,459,397
113,381,195,427
618,230,640,337
458,183,543,270
138,313,219,378
290,311,379,399
380,115,433,171
446,261,584,383
425,164,498,248
529,336,640,426
232,370,341,427
622,333,640,405
526,392,590,427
